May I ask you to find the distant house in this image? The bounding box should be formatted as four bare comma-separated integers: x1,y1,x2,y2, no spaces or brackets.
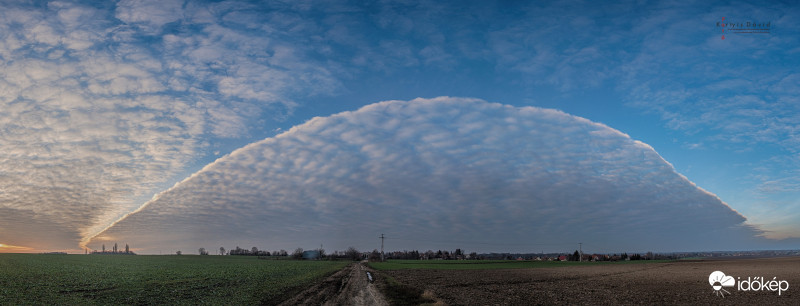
302,250,320,260
558,255,568,261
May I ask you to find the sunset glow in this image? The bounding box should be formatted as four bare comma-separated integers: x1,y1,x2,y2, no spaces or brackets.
0,243,34,253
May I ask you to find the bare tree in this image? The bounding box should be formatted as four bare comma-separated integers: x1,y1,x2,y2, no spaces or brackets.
219,247,225,255
292,248,304,259
369,249,381,261
345,247,360,261
176,250,182,255
199,248,208,255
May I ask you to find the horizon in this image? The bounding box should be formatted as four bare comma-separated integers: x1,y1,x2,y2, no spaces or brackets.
10,245,800,256
2,1,799,255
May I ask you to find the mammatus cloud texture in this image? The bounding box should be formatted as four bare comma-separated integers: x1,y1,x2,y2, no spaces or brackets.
90,98,759,254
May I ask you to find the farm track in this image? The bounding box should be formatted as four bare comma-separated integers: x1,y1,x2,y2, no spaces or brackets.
279,261,387,306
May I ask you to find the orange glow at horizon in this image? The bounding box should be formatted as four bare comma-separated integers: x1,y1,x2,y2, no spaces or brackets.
0,243,35,253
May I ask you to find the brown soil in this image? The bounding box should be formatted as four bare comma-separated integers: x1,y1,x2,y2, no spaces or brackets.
382,257,800,305
279,261,388,306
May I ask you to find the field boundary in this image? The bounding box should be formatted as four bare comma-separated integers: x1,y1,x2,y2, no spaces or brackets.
369,259,676,270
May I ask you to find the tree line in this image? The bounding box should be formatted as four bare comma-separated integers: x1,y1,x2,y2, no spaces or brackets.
186,245,671,262
189,245,361,261
91,243,136,255
192,246,290,256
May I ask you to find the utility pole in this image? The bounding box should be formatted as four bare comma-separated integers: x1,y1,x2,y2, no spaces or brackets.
379,234,385,262
579,242,583,262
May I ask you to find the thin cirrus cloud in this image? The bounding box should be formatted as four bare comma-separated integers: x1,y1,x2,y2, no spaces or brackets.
616,3,800,237
90,97,759,254
0,0,336,251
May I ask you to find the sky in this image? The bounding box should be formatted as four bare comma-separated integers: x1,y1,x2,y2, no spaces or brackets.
0,0,798,255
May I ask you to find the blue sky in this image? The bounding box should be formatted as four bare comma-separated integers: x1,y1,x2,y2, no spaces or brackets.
0,0,798,254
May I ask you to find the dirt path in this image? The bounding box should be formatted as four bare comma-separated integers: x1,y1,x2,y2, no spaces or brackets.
279,261,388,306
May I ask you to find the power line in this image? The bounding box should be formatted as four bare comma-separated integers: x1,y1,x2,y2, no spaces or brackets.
379,234,385,262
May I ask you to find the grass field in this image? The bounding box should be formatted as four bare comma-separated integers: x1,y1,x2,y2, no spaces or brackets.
0,254,348,305
369,259,673,270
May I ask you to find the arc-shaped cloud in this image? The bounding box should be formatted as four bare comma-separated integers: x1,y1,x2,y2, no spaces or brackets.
89,97,756,253
0,0,336,252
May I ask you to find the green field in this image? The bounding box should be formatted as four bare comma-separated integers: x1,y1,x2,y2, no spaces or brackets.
0,254,348,305
369,259,674,270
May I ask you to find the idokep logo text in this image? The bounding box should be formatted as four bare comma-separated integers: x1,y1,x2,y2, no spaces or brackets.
709,271,789,297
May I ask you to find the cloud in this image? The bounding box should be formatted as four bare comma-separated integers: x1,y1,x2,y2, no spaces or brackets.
115,0,184,33
0,0,339,251
614,3,800,237
89,97,758,253
484,2,634,91
3,0,796,253
0,242,35,253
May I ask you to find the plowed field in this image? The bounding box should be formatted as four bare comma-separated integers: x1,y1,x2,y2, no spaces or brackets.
380,257,799,305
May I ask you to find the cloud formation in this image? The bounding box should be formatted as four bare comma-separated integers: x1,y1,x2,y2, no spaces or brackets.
615,3,800,237
3,0,796,253
0,0,337,251
91,98,757,253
